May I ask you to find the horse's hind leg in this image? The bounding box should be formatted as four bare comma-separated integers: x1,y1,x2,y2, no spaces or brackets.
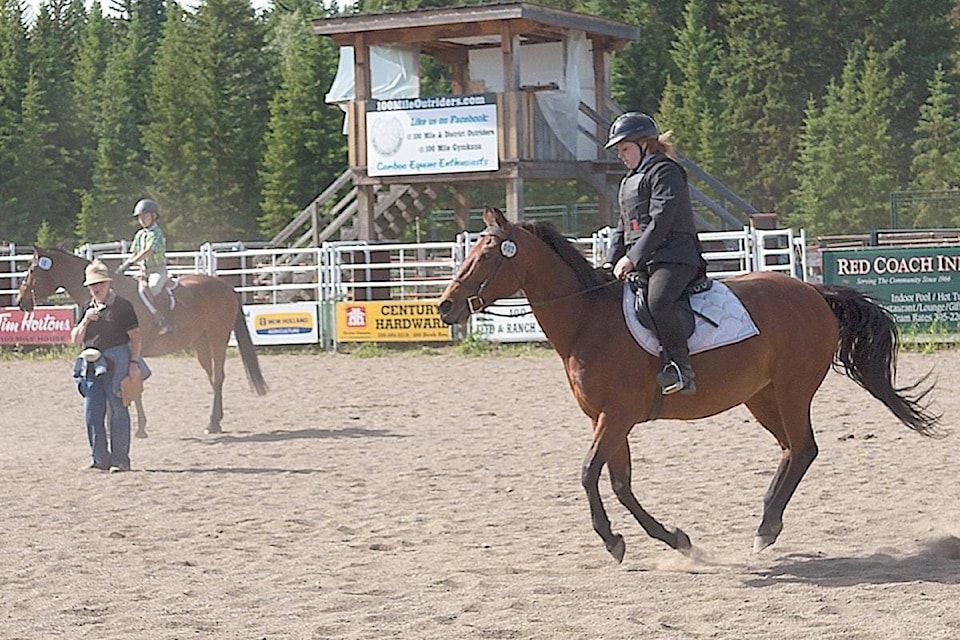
608,441,692,555
193,335,225,434
746,385,819,552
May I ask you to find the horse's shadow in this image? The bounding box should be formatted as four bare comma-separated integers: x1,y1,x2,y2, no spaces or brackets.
746,542,960,587
185,425,408,444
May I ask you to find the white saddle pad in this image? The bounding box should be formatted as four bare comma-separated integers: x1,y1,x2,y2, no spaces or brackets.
623,279,760,356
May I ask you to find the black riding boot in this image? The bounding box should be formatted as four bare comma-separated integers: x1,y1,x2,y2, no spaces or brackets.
155,293,174,335
656,347,696,395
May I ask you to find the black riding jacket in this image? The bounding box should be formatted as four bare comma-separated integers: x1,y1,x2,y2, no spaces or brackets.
605,154,704,269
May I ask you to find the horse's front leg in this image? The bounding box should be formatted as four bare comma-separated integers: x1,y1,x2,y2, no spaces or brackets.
580,413,632,562
134,397,148,438
608,442,692,554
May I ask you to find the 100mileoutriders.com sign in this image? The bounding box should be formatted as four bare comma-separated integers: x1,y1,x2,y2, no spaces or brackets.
365,94,499,177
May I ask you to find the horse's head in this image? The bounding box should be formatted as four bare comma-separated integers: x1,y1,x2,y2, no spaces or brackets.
437,206,526,325
17,246,89,311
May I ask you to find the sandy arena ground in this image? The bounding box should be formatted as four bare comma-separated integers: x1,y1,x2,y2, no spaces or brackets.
1,349,958,639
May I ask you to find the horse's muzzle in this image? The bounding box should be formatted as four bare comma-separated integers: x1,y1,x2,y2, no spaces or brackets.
16,288,34,312
436,298,467,325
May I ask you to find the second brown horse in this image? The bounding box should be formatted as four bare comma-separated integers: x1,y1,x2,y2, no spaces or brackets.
18,246,268,435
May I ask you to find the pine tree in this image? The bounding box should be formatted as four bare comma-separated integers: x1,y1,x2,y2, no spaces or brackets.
907,65,960,228
790,47,899,235
70,2,114,208
6,72,70,244
657,0,724,173
139,2,205,245
145,0,276,244
715,0,798,214
864,0,955,186
910,66,960,192
0,0,30,242
77,14,153,244
20,0,86,239
259,5,346,239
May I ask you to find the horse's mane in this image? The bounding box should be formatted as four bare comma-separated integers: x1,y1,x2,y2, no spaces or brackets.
518,220,618,299
41,245,87,263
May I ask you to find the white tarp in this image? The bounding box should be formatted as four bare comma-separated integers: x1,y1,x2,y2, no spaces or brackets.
325,45,420,104
467,31,597,160
326,45,420,132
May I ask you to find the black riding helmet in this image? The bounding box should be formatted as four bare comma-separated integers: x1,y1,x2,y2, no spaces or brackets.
604,112,660,149
132,198,159,217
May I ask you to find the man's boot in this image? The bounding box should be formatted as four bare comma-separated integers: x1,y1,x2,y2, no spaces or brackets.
656,349,696,395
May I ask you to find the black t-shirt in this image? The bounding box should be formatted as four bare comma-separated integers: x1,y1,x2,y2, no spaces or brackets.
82,293,139,350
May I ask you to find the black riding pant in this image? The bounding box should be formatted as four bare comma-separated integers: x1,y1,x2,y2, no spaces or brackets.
645,262,700,361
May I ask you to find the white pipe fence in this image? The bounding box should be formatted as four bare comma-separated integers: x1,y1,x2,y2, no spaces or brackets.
1,226,807,347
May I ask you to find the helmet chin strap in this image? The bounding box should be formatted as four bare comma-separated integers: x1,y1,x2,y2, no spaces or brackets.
627,140,648,171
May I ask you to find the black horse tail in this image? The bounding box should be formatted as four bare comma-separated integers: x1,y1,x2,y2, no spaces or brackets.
233,298,269,396
815,284,940,436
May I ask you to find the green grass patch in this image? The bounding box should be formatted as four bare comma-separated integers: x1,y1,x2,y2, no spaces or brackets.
899,321,960,353
456,334,553,357
0,344,76,361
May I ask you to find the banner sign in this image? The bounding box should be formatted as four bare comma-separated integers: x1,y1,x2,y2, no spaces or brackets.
0,306,74,345
469,300,548,343
821,246,960,332
336,300,452,342
235,303,319,346
366,94,499,177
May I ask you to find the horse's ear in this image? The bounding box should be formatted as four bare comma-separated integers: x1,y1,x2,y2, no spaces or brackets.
482,205,509,229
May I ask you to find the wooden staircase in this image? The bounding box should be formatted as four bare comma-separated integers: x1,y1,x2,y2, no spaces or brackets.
269,170,440,249
347,183,440,241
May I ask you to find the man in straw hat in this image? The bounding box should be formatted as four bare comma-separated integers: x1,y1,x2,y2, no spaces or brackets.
71,259,146,472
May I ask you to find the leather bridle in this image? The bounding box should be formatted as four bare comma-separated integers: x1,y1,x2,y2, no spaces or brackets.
452,225,519,314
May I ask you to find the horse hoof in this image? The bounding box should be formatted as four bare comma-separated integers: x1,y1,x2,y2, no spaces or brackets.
753,534,777,553
205,426,222,435
135,430,149,439
607,534,625,563
673,527,692,554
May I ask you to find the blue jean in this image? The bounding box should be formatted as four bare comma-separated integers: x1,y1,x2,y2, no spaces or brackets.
83,366,131,469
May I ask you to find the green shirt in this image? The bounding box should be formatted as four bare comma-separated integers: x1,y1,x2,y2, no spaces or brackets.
130,223,166,269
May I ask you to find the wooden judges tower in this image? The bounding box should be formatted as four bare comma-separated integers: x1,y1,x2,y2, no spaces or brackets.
309,1,639,241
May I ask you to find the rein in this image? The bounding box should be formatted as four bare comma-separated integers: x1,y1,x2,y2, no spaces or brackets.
479,279,620,317
456,224,619,317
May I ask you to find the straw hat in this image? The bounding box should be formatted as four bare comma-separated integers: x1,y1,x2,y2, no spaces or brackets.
83,260,112,286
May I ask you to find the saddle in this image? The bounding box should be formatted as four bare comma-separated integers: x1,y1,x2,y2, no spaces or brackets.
622,277,759,357
627,272,714,342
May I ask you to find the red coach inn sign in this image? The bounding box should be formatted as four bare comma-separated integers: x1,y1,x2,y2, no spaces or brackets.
0,307,74,345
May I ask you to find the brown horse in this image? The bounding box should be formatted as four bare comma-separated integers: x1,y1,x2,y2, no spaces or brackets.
17,246,268,435
437,206,939,562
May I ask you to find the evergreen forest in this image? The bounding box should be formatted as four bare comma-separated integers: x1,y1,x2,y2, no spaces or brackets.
2,0,960,249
